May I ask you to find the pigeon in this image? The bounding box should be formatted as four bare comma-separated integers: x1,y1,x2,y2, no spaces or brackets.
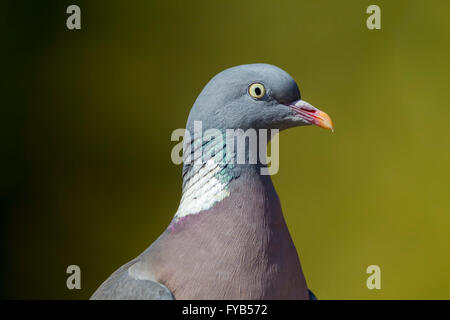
91,64,333,300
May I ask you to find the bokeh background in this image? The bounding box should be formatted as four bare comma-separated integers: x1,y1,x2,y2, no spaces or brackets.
1,0,449,299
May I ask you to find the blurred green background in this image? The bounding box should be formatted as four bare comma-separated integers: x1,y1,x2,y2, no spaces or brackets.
1,0,449,299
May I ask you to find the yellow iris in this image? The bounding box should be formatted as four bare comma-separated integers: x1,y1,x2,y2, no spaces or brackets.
248,83,265,99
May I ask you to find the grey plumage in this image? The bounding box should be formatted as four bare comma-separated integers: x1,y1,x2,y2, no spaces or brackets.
91,259,173,300
91,64,333,300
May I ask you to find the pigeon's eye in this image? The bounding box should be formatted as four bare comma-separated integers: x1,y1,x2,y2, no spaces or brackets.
248,83,266,99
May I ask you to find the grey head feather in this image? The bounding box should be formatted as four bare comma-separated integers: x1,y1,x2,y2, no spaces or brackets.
182,63,308,180
185,63,305,133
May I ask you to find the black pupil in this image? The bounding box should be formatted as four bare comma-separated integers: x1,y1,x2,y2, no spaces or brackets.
254,87,262,96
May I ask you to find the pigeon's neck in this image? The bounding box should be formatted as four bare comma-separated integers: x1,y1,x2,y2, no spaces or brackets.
171,132,269,225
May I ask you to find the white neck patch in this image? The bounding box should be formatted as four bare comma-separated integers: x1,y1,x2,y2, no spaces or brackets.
173,156,233,222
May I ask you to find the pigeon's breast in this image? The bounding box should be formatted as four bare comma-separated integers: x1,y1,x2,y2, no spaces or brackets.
147,173,309,299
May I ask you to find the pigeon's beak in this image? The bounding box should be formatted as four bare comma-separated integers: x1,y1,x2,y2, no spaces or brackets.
288,100,334,131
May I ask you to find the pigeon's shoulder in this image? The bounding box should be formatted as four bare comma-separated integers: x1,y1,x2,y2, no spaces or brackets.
90,254,173,300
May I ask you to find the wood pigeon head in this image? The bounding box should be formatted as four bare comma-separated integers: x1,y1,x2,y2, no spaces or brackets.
186,63,333,132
